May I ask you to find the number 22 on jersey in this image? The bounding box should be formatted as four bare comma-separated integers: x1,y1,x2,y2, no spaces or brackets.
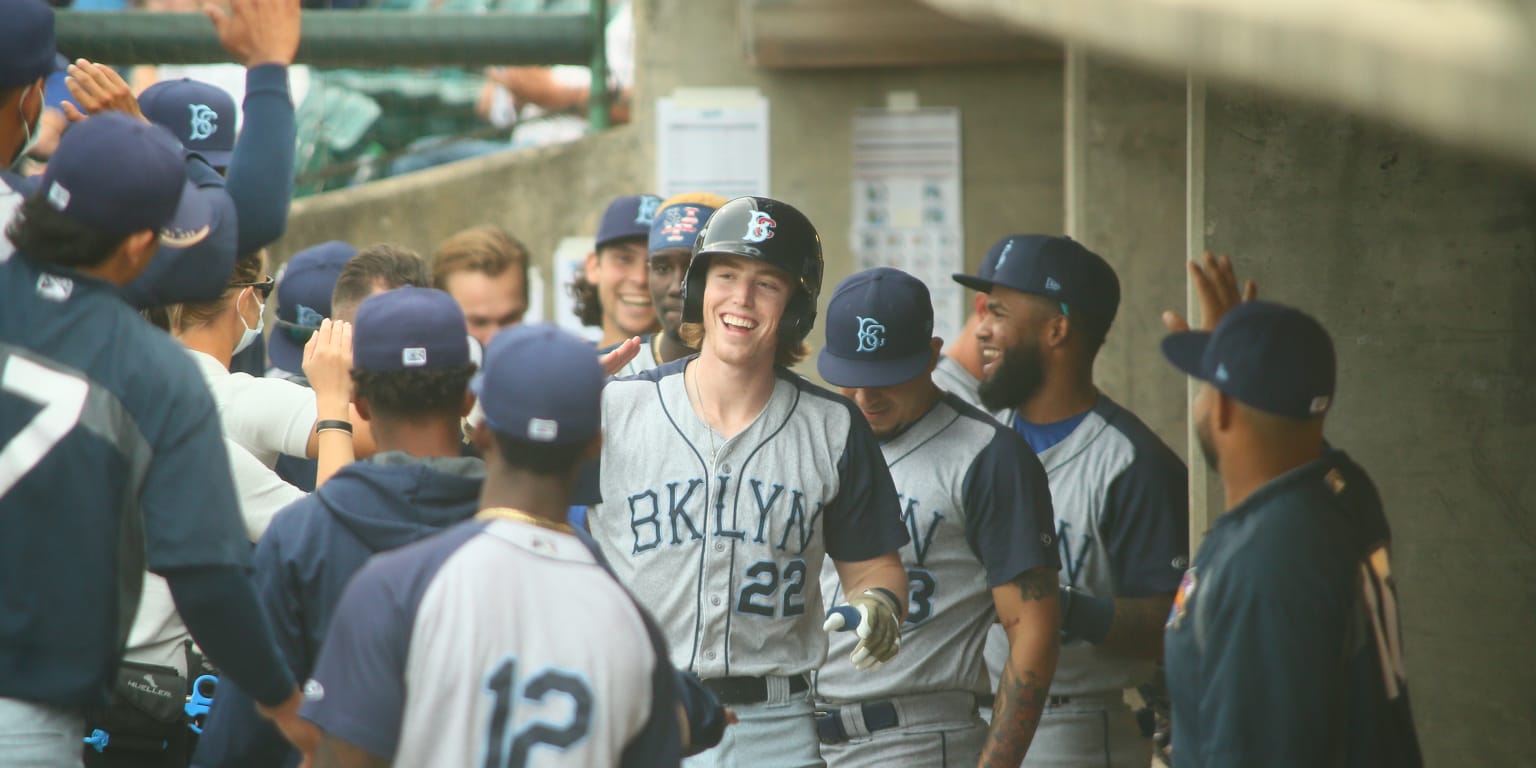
0,355,88,500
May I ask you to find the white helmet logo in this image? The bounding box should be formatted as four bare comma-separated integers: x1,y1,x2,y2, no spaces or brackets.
743,211,776,243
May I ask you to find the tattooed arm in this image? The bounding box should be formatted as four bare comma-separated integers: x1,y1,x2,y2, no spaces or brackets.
980,567,1061,768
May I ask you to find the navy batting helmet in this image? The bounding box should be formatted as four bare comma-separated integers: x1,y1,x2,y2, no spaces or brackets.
681,196,824,345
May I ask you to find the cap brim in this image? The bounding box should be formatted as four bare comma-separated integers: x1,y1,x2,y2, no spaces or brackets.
267,329,306,375
951,272,997,293
159,180,215,250
817,348,933,389
1161,331,1211,379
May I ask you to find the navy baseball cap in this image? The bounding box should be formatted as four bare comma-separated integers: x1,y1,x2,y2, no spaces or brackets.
40,112,212,246
353,287,473,372
140,79,238,170
269,241,357,374
595,194,662,250
649,200,717,254
0,0,54,90
952,235,1120,337
1162,300,1336,419
471,324,606,446
818,267,935,389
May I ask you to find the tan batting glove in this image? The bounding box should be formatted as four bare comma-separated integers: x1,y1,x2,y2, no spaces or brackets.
822,588,902,671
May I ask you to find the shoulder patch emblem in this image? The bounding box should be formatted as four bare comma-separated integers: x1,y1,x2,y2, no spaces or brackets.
1167,567,1197,630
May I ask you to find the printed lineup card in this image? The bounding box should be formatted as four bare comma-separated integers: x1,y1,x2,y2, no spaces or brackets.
850,107,964,345
656,88,771,200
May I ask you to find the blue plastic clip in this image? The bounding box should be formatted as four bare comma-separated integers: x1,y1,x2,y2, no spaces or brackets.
83,729,110,753
185,674,218,734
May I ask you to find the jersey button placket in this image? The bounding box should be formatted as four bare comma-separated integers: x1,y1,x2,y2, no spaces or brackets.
702,446,737,677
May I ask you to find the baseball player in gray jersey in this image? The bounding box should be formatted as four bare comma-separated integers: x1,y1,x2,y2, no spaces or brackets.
954,235,1188,767
610,192,728,378
589,196,912,768
813,268,1062,767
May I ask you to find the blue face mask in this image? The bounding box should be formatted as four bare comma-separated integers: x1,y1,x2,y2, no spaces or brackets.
233,287,266,356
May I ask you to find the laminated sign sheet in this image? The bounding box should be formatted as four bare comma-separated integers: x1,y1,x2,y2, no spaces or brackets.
851,107,965,345
656,88,771,200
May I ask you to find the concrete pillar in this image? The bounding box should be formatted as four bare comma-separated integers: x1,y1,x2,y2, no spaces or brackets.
1063,53,1189,453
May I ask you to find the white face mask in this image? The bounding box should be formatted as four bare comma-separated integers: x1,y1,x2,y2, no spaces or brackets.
9,82,41,173
233,287,266,355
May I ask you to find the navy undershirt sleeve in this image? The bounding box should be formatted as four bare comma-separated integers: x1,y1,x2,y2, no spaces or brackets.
961,429,1061,586
1101,446,1189,596
225,64,295,255
824,404,910,562
164,564,296,707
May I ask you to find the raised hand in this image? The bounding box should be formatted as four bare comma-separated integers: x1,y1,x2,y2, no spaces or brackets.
204,0,303,68
1161,251,1257,333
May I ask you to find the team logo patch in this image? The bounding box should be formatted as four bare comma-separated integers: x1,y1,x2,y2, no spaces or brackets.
35,273,74,302
743,210,776,243
661,206,703,243
1040,532,1053,546
1167,567,1197,630
855,316,886,353
1044,276,1062,292
188,104,219,141
1214,363,1230,382
46,181,70,211
402,347,428,367
1172,555,1189,570
1310,395,1331,415
1324,467,1347,495
295,304,324,329
527,417,559,442
995,240,1014,271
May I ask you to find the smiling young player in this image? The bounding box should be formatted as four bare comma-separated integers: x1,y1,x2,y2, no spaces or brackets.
588,196,912,767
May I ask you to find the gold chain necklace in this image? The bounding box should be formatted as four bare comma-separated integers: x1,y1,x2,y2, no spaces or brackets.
476,507,575,535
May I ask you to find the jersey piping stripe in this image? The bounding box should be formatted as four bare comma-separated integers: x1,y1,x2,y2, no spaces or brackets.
721,382,801,675
884,408,964,469
650,374,713,673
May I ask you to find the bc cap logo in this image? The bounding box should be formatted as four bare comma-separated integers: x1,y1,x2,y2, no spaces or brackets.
995,239,1014,270
855,316,886,353
1309,395,1331,415
743,210,776,243
188,104,218,141
528,418,559,442
402,347,428,367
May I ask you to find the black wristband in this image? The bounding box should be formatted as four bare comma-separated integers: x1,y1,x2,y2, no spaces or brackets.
865,587,901,611
315,419,353,434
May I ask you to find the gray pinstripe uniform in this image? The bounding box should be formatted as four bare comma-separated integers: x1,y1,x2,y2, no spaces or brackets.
589,358,910,768
815,393,1058,767
934,358,1188,767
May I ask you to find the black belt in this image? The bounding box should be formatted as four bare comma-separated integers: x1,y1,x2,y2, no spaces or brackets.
702,674,810,706
815,701,900,745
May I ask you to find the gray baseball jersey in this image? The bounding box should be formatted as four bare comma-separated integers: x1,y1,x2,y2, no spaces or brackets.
590,358,910,679
302,520,681,766
817,393,1059,703
932,354,1011,423
613,333,665,378
983,395,1187,696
